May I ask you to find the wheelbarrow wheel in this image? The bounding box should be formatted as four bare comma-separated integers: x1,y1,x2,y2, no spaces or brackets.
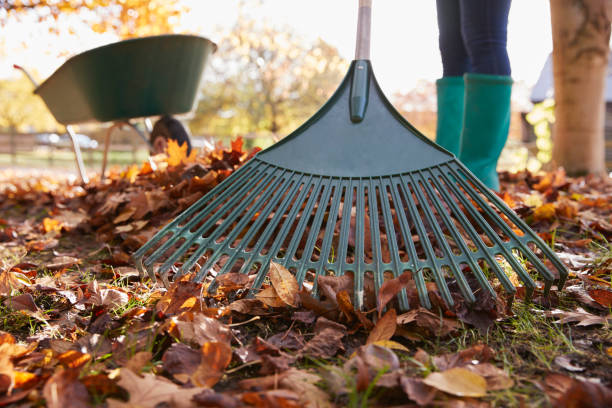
150,115,192,155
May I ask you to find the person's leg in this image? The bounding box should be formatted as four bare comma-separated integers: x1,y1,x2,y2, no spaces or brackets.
460,0,511,76
458,0,512,191
435,0,469,155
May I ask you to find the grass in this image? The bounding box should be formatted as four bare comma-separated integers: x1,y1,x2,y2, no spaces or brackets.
0,149,149,170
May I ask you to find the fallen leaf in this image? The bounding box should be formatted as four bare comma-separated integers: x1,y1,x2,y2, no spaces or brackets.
3,293,38,312
543,373,612,408
268,262,299,307
366,308,397,344
255,286,286,308
0,270,30,296
554,355,585,372
300,319,345,359
548,308,610,327
400,376,437,406
166,139,197,167
533,203,556,221
57,350,91,369
42,217,62,233
46,256,79,270
172,312,232,346
108,368,202,408
191,342,233,387
125,351,152,374
86,281,129,308
464,363,514,391
423,367,487,397
162,343,201,380
588,289,612,308
42,369,89,408
397,308,459,337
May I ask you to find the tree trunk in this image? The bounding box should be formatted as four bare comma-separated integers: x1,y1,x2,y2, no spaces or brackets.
550,0,611,175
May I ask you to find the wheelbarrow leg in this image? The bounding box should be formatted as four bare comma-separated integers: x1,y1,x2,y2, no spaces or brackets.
66,126,89,184
101,123,121,179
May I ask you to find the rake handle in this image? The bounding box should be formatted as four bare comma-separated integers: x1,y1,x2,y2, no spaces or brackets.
355,0,372,60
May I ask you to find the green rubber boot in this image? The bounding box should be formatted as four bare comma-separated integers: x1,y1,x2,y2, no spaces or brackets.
435,76,464,155
459,73,513,191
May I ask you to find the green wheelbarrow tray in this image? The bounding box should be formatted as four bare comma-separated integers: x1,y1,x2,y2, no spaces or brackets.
35,34,216,125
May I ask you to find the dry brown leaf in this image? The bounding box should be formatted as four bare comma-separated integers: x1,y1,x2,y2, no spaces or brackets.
86,281,129,308
268,262,299,307
191,342,233,387
3,293,38,312
43,369,89,408
125,351,152,374
588,289,612,308
400,376,437,406
423,367,487,397
0,270,30,296
464,363,514,391
367,308,397,344
548,308,610,327
397,308,459,337
172,312,232,346
46,256,79,270
255,286,286,308
108,368,202,408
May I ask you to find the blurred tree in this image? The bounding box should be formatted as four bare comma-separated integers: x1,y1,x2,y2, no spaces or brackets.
189,16,348,141
0,76,57,132
550,0,612,175
0,0,186,38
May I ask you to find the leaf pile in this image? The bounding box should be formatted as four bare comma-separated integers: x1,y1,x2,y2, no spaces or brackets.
0,149,610,406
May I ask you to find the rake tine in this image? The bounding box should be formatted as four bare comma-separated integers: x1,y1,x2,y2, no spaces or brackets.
178,169,288,279
441,165,536,301
368,179,385,297
429,167,503,296
141,163,268,273
197,172,297,283
379,179,410,310
281,177,324,268
214,173,306,280
247,176,315,292
335,181,356,278
158,167,280,279
399,174,455,308
457,162,567,290
389,178,430,309
410,172,475,304
457,166,556,288
418,170,483,303
311,178,343,296
295,180,334,286
132,162,256,277
354,182,366,309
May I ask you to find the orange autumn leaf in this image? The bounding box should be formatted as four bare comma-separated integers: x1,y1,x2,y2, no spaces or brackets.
42,217,62,233
231,137,243,153
57,350,91,369
166,139,197,167
191,341,233,387
121,164,140,183
533,203,556,222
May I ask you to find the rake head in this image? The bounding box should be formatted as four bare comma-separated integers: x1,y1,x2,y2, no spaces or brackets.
133,61,568,311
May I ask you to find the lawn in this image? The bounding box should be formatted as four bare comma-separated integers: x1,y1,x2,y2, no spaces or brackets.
0,140,610,407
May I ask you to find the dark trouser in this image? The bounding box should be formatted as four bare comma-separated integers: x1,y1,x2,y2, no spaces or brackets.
436,0,512,76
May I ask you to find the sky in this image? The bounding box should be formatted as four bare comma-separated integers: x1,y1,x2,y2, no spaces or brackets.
1,0,553,100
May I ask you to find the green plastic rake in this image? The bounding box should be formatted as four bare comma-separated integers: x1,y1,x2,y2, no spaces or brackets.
133,0,567,310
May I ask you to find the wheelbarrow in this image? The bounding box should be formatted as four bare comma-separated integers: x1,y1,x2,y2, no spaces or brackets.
15,34,217,183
